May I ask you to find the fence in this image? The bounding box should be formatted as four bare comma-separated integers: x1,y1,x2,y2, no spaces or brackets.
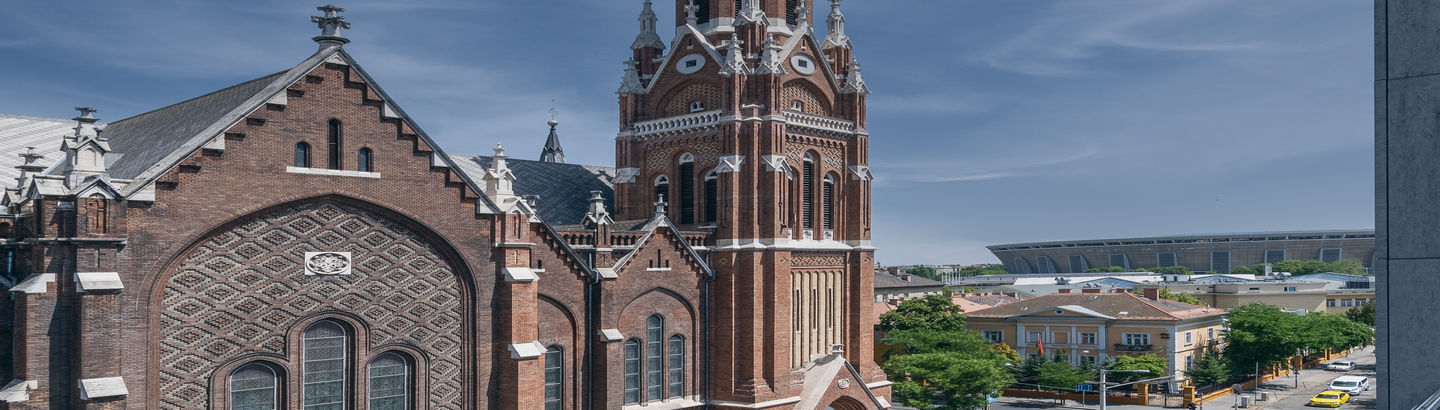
1183,349,1351,407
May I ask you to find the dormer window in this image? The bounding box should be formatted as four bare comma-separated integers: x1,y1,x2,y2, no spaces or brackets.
791,100,804,111
689,101,705,113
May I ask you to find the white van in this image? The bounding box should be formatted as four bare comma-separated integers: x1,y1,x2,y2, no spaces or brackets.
1329,376,1370,395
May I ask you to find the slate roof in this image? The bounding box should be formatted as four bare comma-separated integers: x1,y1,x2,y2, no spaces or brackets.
99,72,286,180
873,270,946,290
966,292,1225,321
0,114,72,186
451,155,615,225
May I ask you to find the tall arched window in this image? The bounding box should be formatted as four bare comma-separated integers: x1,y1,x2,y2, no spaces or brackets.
678,154,696,224
646,315,665,401
823,174,836,231
668,335,684,398
369,352,408,410
544,346,563,410
654,176,670,207
801,153,816,229
295,142,311,167
87,194,107,234
303,320,347,409
327,119,343,170
230,362,279,410
704,170,719,224
357,148,373,173
623,339,642,404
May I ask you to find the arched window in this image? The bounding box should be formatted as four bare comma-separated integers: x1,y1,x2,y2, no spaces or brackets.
230,362,279,410
357,148,373,173
646,315,665,401
654,176,670,206
327,119,343,170
689,101,705,112
678,154,696,224
623,339,642,404
668,335,684,398
704,170,719,224
801,153,816,229
295,142,311,168
303,320,347,409
823,174,836,231
544,346,563,410
87,194,107,234
369,352,408,410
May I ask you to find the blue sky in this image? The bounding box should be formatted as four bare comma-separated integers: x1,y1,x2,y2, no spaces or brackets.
0,1,1373,265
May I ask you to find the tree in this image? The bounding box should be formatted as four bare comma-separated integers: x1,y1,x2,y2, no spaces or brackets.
905,266,943,281
1184,351,1234,385
960,264,1009,276
1105,354,1168,384
1346,301,1375,327
1085,266,1130,273
879,295,1016,409
1036,360,1092,392
1149,266,1192,275
1233,259,1370,276
1157,288,1205,306
1224,303,1308,369
1299,312,1374,353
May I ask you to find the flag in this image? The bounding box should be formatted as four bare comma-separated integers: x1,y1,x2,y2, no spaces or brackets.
1036,336,1045,356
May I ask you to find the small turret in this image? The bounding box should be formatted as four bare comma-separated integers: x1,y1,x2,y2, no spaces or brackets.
583,191,615,229
540,118,566,164
483,144,518,204
60,107,111,187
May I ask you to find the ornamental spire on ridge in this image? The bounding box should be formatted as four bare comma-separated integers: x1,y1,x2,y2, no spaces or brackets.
736,0,768,26
540,107,566,163
311,4,351,48
684,0,699,26
823,0,851,50
633,0,665,50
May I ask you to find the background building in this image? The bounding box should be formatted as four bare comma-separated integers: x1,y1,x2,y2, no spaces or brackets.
988,230,1375,274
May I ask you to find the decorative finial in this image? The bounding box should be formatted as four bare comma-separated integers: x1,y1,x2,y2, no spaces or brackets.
311,5,351,47
823,0,850,50
684,0,699,25
654,194,668,216
831,344,846,356
718,34,749,77
540,108,566,163
755,33,787,75
617,59,646,95
841,57,870,95
493,143,507,157
796,0,810,29
737,0,767,26
74,107,98,122
633,0,665,50
548,99,560,126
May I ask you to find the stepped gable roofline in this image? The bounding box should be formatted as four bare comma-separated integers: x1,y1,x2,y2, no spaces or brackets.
987,229,1377,251
966,292,1223,321
93,45,501,214
606,211,714,280
451,155,615,225
873,270,944,290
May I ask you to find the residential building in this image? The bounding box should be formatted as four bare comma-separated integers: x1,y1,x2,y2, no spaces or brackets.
965,292,1226,392
988,230,1376,274
872,270,945,303
0,1,889,408
1134,278,1329,313
1299,273,1375,313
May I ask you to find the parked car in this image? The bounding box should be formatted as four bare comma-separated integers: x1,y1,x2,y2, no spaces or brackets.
1329,375,1370,395
1326,361,1356,372
1309,390,1351,407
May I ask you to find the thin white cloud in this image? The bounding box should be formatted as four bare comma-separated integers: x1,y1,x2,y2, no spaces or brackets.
878,147,1098,183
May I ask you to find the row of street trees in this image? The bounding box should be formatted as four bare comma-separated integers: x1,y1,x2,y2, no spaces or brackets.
1183,303,1374,386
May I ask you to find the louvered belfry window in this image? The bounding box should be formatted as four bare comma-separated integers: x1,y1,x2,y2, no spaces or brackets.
326,119,343,170
704,171,719,224
679,155,696,224
696,0,712,24
802,153,815,229
822,174,835,230
786,0,799,25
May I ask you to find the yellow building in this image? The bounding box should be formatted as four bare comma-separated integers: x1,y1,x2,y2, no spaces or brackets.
966,291,1226,392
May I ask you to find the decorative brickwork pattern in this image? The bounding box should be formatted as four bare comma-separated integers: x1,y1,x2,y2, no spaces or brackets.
157,202,465,409
782,83,830,116
663,82,724,116
785,143,846,170
644,140,722,174
791,252,846,268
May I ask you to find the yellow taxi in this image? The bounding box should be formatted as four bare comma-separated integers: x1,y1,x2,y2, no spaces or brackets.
1308,390,1351,407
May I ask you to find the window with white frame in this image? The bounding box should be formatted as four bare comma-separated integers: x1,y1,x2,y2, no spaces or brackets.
1080,332,1097,345
1186,355,1194,370
1123,333,1150,346
1028,331,1043,343
1208,328,1215,340
1341,299,1353,307
1185,331,1193,345
983,330,1004,343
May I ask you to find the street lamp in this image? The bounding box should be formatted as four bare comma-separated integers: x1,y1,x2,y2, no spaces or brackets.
1100,368,1150,410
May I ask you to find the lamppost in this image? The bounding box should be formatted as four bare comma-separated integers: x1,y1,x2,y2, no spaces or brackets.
1100,368,1150,410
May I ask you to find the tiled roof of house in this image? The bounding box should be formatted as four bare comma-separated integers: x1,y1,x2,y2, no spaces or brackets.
966,292,1224,321
873,270,946,290
450,155,615,225
952,293,1028,313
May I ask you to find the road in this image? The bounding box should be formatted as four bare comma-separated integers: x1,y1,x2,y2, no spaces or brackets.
983,348,1376,410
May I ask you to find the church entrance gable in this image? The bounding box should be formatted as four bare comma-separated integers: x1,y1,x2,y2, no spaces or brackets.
154,201,468,409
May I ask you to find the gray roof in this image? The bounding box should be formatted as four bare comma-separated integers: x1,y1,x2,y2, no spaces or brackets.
0,114,73,186
874,270,946,290
99,73,285,180
989,229,1376,251
451,155,615,225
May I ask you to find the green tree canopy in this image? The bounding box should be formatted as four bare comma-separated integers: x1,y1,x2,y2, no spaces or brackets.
1346,301,1375,327
960,264,1010,276
904,266,942,281
1105,354,1168,384
1299,312,1374,353
1085,266,1130,273
1035,360,1092,392
1235,259,1370,276
1225,303,1375,371
1184,351,1234,385
1149,266,1193,275
879,295,1016,409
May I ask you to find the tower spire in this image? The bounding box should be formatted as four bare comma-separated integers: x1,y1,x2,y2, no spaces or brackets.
736,0,767,26
822,0,851,50
540,105,566,163
311,5,351,48
633,0,665,50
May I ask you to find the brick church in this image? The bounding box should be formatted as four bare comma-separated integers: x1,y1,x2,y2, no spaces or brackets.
0,1,885,408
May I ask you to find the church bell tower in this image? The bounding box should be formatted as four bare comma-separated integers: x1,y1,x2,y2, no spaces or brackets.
614,0,881,405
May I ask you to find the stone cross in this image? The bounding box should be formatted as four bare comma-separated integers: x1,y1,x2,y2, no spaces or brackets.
684,0,699,25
